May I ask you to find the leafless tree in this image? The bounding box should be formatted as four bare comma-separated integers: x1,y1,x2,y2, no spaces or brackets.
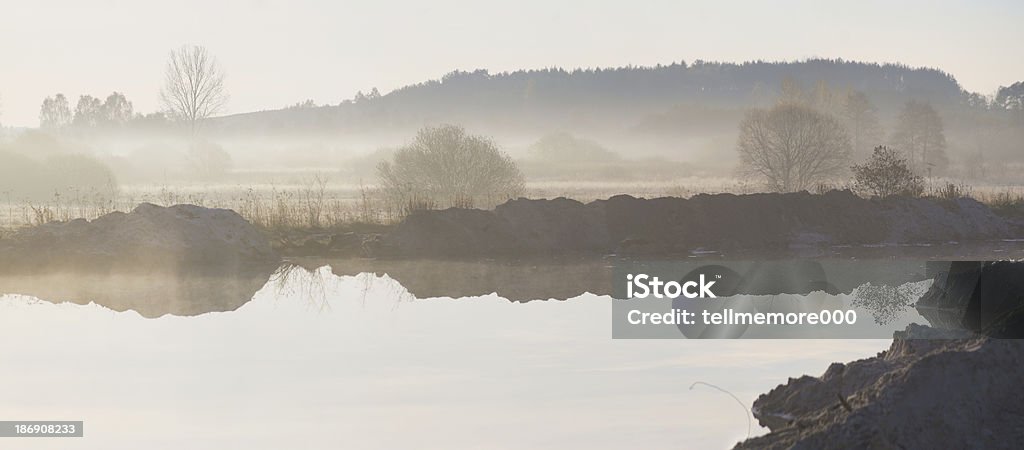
101,92,134,126
160,45,228,136
891,100,948,174
737,103,852,192
39,93,72,129
72,95,103,128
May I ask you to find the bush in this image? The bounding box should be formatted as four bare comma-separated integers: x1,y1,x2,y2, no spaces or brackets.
851,146,924,198
377,125,524,211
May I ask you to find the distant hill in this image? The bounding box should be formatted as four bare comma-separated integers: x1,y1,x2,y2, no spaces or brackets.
212,59,972,136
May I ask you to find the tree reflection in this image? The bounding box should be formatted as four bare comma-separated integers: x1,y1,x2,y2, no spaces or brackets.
851,281,931,325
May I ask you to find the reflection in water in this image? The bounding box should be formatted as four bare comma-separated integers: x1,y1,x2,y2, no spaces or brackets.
319,257,936,302
0,265,276,317
0,265,891,449
0,258,942,323
851,281,932,325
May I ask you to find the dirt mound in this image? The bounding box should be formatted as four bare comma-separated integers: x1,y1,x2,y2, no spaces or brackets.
377,208,522,256
495,197,610,253
0,203,278,271
735,324,1024,449
376,191,1020,257
881,196,1012,243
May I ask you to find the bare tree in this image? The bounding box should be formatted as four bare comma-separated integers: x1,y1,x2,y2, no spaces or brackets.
891,100,948,175
101,92,134,126
73,95,103,128
160,45,228,135
39,93,72,129
737,103,852,192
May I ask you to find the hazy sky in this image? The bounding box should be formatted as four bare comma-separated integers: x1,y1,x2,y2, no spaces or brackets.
1,0,1021,127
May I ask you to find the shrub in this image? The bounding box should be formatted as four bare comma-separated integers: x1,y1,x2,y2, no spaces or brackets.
377,125,524,210
851,146,924,198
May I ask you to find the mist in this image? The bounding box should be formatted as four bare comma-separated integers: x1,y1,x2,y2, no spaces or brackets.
2,3,1024,449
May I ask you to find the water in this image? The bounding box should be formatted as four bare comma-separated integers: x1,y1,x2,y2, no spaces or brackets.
0,264,892,449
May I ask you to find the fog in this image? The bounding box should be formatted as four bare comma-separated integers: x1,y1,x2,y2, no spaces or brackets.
2,60,1023,217
0,1,1022,231
2,4,1023,449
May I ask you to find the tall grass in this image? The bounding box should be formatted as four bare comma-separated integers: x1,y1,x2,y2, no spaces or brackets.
929,182,973,200
0,177,403,233
2,177,1023,234
975,187,1024,209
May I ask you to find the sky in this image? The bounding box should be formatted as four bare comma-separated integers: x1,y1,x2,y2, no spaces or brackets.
1,0,1021,127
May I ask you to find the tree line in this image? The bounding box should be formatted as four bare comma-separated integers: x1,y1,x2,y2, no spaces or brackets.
39,92,137,130
37,45,227,136
737,79,950,192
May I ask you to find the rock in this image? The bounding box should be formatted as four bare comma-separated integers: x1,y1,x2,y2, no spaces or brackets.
0,203,278,272
736,324,1023,449
739,261,1024,449
917,261,1024,337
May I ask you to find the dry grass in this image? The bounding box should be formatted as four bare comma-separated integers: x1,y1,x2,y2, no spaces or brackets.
3,176,1023,235
0,176,403,233
973,187,1024,209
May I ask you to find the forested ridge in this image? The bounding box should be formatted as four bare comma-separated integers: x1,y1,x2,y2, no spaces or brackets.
214,59,979,133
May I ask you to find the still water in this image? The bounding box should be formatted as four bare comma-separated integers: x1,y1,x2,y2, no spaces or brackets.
0,264,889,449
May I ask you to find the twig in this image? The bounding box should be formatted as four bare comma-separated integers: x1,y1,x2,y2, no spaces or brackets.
690,381,752,439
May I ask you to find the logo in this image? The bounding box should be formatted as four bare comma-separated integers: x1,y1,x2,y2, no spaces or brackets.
625,273,719,299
